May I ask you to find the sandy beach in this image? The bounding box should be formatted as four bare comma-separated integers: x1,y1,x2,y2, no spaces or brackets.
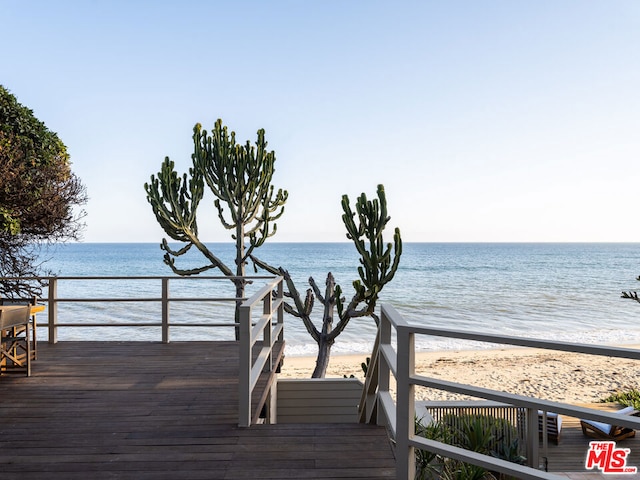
279,345,640,404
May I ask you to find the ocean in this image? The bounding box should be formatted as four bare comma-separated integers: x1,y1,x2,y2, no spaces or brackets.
40,242,640,357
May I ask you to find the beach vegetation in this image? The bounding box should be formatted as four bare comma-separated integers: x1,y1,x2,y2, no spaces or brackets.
415,415,451,478
415,413,525,480
601,389,640,409
442,463,495,480
0,85,87,298
145,119,287,339
252,184,401,377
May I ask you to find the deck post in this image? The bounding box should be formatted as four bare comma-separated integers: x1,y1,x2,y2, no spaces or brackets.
377,307,392,425
263,283,275,423
263,290,272,373
47,277,58,344
238,302,251,427
396,325,415,480
276,277,284,342
265,378,277,424
527,407,539,469
161,278,169,344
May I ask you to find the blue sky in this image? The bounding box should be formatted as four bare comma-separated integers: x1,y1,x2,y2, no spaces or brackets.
3,1,639,242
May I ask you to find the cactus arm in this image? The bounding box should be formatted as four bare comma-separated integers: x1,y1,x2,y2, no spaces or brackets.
145,157,236,277
144,158,202,243
309,276,326,304
250,254,320,341
341,185,402,297
192,120,287,267
160,240,193,257
162,255,219,276
214,199,235,230
327,286,373,343
328,184,402,343
145,157,237,275
284,280,319,342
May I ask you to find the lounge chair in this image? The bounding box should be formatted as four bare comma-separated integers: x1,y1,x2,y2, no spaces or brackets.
0,305,32,376
580,406,637,441
538,411,562,444
515,409,562,444
0,296,38,359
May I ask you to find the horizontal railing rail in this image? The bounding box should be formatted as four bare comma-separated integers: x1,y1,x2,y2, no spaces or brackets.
367,304,640,480
3,275,279,343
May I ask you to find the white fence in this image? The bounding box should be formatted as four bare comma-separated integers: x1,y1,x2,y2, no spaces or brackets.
364,304,640,480
38,275,279,343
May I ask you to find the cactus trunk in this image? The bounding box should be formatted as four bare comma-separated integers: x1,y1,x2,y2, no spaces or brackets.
312,337,333,378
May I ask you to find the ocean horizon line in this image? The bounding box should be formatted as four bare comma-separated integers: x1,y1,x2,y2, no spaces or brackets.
60,240,640,245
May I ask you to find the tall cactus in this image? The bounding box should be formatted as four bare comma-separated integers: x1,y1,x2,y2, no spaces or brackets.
339,184,402,317
253,184,402,377
192,121,287,271
144,119,287,339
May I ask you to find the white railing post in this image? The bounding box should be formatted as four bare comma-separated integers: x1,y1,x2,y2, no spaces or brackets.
396,325,415,480
527,407,539,469
238,301,252,427
377,307,392,424
262,282,274,423
263,288,272,373
263,281,274,425
161,278,169,343
266,278,284,424
276,277,284,342
266,372,277,424
47,277,58,344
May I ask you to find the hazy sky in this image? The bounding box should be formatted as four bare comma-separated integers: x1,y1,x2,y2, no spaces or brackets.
3,1,639,243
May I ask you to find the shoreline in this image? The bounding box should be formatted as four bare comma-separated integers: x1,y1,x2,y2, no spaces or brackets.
279,345,640,404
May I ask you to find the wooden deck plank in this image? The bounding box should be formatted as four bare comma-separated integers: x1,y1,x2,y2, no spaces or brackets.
0,342,395,480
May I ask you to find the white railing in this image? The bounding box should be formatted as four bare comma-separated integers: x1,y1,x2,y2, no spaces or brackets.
368,304,640,480
33,275,279,343
238,276,285,427
4,275,285,428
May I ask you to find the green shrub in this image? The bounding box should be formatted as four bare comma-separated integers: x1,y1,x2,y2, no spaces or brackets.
440,414,520,455
414,413,525,480
415,415,450,479
600,389,640,409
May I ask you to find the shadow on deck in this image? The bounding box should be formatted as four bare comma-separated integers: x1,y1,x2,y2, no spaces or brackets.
0,342,395,480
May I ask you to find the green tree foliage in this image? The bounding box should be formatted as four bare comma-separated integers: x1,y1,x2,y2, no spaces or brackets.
0,86,87,297
253,184,402,377
144,119,287,339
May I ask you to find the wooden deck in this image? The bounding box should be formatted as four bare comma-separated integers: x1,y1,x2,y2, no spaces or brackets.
2,342,638,479
541,405,640,476
0,342,395,480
